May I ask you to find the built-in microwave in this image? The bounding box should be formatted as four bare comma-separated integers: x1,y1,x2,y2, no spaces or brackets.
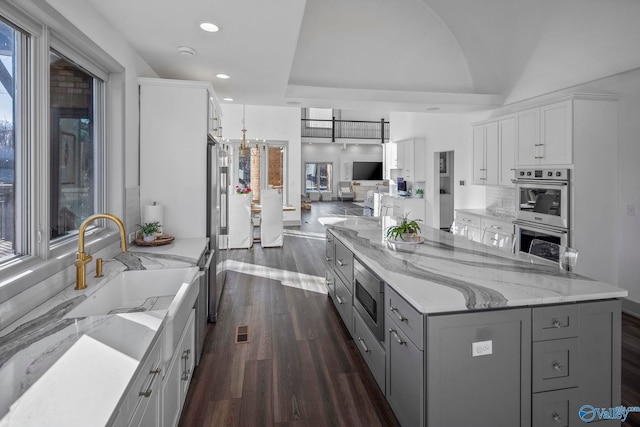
515,168,570,229
353,259,385,342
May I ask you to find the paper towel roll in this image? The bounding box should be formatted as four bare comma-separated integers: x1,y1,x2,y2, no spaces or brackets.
142,203,164,234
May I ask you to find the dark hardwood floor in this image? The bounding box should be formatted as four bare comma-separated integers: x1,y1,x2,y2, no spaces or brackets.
179,200,640,427
179,201,400,427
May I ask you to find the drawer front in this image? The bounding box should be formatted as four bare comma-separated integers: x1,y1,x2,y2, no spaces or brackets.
325,270,335,297
533,305,579,341
481,217,514,234
353,310,386,392
455,213,482,229
325,232,335,265
334,240,354,290
532,338,579,392
385,285,423,350
333,274,353,334
532,388,579,427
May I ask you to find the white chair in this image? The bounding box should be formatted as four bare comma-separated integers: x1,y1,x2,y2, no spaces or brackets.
450,221,467,237
338,181,354,201
528,239,579,270
481,228,515,252
228,193,253,249
260,191,283,247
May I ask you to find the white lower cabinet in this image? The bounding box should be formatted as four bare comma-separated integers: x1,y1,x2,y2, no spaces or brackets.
163,309,196,427
112,332,164,427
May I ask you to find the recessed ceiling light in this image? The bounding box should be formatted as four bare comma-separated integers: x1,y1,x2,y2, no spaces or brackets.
177,46,197,56
287,101,301,106
223,97,234,102
199,22,219,32
425,107,440,111
216,74,230,79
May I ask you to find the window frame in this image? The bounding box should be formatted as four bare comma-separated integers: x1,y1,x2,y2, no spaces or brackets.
0,1,125,307
232,140,289,204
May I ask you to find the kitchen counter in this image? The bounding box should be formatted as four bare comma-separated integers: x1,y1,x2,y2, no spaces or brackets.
0,238,207,426
327,216,627,313
454,208,515,221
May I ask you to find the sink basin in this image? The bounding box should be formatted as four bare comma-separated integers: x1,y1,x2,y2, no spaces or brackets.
65,267,200,361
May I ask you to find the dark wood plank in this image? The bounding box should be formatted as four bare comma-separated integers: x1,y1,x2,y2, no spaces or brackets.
623,312,640,427
203,399,240,427
238,359,273,427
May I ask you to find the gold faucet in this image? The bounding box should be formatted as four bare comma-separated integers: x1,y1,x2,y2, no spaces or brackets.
75,213,127,290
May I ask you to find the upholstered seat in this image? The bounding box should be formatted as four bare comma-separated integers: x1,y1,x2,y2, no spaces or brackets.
338,181,354,201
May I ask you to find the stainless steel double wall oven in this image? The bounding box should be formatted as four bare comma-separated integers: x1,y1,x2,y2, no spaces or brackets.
513,168,571,256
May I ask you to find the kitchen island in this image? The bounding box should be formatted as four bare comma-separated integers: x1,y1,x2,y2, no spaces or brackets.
324,216,628,427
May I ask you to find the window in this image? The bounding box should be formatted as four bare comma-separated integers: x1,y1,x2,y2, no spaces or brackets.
0,18,24,263
305,162,333,192
49,50,102,241
236,141,287,203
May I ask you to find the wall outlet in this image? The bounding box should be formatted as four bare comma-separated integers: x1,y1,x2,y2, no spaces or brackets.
459,180,466,186
128,231,137,243
627,204,637,217
472,340,493,357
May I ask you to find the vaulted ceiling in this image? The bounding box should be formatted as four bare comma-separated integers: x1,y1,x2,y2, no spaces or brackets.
87,0,640,112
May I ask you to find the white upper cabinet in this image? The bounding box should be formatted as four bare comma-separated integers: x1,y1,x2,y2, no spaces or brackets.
516,100,572,166
498,116,516,186
393,138,426,182
472,121,498,185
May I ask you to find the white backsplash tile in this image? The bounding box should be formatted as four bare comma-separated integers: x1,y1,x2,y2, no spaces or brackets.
125,186,141,233
486,187,516,216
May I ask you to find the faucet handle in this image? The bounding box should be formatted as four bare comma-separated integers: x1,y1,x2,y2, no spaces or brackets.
95,258,104,277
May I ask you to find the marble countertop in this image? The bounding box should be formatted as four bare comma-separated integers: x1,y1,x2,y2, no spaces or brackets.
455,208,516,221
327,217,627,314
0,238,207,426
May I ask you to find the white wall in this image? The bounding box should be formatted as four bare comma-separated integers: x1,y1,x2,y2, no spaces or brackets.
301,143,383,198
390,112,484,228
221,104,302,224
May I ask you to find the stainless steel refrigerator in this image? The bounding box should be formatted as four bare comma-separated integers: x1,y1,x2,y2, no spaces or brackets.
204,137,228,323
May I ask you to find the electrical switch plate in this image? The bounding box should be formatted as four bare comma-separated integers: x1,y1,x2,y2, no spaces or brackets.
472,340,493,357
627,204,637,217
128,231,137,243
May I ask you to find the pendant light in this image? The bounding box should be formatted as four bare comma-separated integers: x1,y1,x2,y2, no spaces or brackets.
240,104,249,157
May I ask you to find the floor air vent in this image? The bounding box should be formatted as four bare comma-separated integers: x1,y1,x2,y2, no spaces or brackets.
235,325,249,344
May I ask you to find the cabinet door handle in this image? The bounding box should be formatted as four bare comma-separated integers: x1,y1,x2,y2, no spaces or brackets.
139,367,162,397
389,328,406,345
552,413,563,423
325,256,332,262
335,294,344,305
389,306,407,322
534,143,545,147
358,337,370,353
489,225,502,229
552,361,563,372
336,259,346,267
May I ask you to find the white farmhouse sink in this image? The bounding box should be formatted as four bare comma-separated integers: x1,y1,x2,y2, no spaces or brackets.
65,267,200,361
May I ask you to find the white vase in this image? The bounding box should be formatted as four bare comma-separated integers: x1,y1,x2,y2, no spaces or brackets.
143,234,155,242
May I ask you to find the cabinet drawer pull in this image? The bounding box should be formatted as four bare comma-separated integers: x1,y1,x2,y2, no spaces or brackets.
389,328,406,345
535,143,545,147
335,294,344,305
389,306,407,322
326,278,333,285
336,259,346,267
358,337,370,353
139,367,162,397
552,361,563,372
552,413,563,423
551,318,562,328
325,256,332,262
489,225,502,229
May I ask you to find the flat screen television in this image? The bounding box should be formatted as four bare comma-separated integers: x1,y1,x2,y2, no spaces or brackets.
352,161,383,180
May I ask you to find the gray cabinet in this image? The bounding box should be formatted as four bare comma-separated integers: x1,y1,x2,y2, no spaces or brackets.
427,308,532,427
353,310,385,392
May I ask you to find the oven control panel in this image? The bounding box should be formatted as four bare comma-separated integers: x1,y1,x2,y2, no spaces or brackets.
515,168,570,181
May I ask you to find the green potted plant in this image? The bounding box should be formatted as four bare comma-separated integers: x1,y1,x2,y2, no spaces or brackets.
414,188,424,198
139,221,162,242
386,215,422,242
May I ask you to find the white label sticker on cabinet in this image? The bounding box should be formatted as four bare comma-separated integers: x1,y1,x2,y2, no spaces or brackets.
472,340,493,357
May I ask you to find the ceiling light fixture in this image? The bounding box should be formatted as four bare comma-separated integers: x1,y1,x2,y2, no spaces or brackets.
177,46,197,56
223,97,234,102
216,73,230,79
199,22,219,32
